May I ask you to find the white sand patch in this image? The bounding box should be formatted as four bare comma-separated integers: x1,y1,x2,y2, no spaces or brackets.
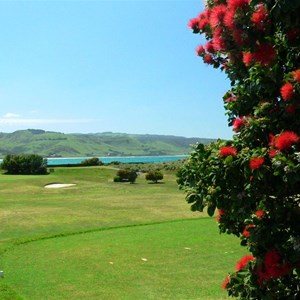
44,183,76,189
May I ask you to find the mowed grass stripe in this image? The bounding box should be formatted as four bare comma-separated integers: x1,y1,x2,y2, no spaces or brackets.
1,218,245,300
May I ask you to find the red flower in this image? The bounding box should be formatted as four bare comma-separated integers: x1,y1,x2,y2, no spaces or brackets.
280,82,294,101
203,54,214,64
219,146,237,157
275,131,299,151
264,250,291,278
249,157,264,170
209,4,227,28
242,224,255,238
268,149,277,158
251,4,268,27
232,117,245,132
236,255,255,271
222,275,230,290
292,69,300,83
205,41,215,53
242,52,253,66
255,210,265,218
212,34,226,51
227,0,249,11
268,133,275,146
253,43,276,66
223,9,235,30
198,10,210,30
216,208,225,223
195,45,205,56
188,17,199,30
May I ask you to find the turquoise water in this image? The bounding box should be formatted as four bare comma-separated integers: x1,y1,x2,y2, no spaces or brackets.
0,155,187,166
46,155,187,165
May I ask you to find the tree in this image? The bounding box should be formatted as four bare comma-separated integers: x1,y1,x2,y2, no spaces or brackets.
80,157,102,166
114,169,137,183
1,154,48,175
178,0,300,298
145,170,164,183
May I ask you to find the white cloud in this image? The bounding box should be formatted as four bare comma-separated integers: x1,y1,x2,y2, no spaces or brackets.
4,112,21,118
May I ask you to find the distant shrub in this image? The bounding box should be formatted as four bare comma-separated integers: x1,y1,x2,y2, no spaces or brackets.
115,169,137,183
145,171,164,183
1,154,48,175
80,157,102,166
113,176,121,182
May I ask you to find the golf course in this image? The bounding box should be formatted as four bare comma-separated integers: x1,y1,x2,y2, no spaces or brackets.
0,166,247,299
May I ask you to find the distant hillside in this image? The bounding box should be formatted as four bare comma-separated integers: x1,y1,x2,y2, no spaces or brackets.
0,129,215,158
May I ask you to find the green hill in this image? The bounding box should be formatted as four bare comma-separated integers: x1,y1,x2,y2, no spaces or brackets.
0,129,215,158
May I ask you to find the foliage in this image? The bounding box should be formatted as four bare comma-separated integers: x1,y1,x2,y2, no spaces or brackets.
145,170,164,183
115,169,138,183
178,0,300,298
1,154,48,175
80,157,103,166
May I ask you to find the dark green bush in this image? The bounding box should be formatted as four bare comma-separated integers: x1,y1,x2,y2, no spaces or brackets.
1,154,48,175
80,157,102,166
145,171,164,183
115,169,137,183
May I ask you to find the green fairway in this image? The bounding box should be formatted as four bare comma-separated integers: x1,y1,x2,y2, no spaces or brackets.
0,167,245,299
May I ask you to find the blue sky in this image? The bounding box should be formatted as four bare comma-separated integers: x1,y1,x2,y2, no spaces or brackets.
0,0,232,139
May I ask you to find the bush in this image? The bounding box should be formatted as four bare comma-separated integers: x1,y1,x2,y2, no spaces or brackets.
145,171,164,183
1,154,48,175
178,1,300,298
80,157,102,166
115,169,137,183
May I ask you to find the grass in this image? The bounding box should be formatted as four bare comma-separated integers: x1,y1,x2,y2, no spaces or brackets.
0,166,246,299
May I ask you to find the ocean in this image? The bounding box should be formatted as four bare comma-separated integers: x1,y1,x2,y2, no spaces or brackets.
0,155,188,166
46,155,187,165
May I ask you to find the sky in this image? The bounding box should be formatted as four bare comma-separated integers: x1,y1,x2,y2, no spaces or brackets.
0,0,233,139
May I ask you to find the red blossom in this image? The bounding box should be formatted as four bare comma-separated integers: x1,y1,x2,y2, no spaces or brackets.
275,131,299,151
219,146,238,157
255,210,265,218
242,224,255,238
292,69,300,83
242,52,254,66
195,45,205,56
253,44,276,66
268,149,278,158
262,250,291,279
236,255,255,271
232,29,248,46
223,9,235,30
209,4,227,28
249,157,264,170
232,117,245,132
188,17,199,30
280,82,294,101
251,4,268,28
203,54,214,64
268,133,275,146
222,275,230,290
227,0,249,11
205,41,215,53
216,208,225,223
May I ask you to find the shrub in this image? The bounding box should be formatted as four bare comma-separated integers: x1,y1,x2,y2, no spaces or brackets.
178,1,300,298
115,169,137,183
145,171,164,183
1,154,48,175
80,157,102,166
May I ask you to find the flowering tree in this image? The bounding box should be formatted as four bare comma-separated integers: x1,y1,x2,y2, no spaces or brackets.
177,0,300,298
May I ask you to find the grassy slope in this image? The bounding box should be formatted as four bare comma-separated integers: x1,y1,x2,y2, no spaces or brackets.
0,130,214,157
0,167,245,299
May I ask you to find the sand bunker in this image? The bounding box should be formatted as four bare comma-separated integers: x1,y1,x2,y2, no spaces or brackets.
44,183,76,189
